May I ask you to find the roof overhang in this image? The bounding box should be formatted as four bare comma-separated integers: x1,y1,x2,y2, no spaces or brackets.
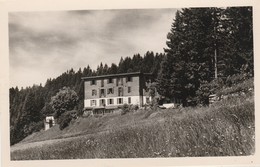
81,72,153,81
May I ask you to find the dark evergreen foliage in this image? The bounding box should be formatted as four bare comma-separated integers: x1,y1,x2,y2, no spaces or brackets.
157,7,253,106
9,7,253,145
9,51,163,145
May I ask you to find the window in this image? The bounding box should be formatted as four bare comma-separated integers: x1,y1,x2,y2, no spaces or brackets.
126,76,132,82
128,97,131,104
117,98,123,104
107,88,114,94
100,89,106,97
91,100,96,106
101,79,104,87
108,78,113,84
91,80,96,85
100,99,106,106
128,87,131,93
92,89,97,96
116,78,123,86
107,99,114,105
118,87,123,96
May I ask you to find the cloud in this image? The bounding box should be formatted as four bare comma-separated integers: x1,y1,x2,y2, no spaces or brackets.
9,8,177,88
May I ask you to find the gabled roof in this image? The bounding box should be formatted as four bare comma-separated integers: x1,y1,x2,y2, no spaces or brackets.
81,72,152,80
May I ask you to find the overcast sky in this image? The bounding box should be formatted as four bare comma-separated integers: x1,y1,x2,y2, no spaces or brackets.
9,8,177,88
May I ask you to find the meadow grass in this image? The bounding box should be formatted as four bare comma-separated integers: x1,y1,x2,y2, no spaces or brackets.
11,92,254,160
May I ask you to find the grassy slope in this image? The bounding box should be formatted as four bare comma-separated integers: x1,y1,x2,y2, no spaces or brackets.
16,110,163,144
11,80,255,160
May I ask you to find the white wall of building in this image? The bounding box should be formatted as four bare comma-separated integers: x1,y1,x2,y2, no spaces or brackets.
45,116,55,130
143,96,152,105
84,95,148,107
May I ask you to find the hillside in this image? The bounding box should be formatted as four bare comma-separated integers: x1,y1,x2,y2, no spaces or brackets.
9,7,253,160
16,110,163,145
11,79,254,159
9,7,253,147
9,51,164,145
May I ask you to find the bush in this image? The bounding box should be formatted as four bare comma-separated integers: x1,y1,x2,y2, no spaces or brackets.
57,110,78,130
196,78,224,105
149,97,159,111
121,104,130,115
77,108,84,117
23,121,44,136
133,104,139,111
82,109,92,117
121,104,140,115
196,74,253,106
217,77,253,97
225,73,251,87
76,101,84,117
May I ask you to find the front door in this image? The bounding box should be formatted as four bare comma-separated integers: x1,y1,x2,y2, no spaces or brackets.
49,119,53,128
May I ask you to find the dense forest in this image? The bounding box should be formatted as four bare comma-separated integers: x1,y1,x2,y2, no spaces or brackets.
9,51,164,145
9,7,253,145
157,7,253,106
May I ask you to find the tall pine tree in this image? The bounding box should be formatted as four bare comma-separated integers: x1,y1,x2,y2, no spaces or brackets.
158,8,229,106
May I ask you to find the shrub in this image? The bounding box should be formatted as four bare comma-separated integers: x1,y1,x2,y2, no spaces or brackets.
57,110,77,130
77,108,84,117
225,73,251,87
217,77,254,97
149,97,159,111
196,78,224,105
82,109,92,117
196,74,253,106
121,104,130,115
23,121,44,136
133,104,139,111
121,104,140,115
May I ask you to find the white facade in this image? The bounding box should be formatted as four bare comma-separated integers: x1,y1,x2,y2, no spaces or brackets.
84,95,142,107
44,116,55,130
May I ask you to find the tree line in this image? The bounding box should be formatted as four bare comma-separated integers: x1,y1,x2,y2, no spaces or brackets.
9,7,253,145
9,51,163,145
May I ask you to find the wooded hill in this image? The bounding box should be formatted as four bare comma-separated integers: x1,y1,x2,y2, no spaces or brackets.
10,52,164,145
10,7,253,145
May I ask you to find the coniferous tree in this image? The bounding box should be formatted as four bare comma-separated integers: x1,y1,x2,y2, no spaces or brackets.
83,65,92,76
132,53,143,72
158,7,253,106
118,57,131,73
109,63,118,74
157,10,190,104
221,7,253,76
103,64,109,75
158,8,224,105
142,51,155,73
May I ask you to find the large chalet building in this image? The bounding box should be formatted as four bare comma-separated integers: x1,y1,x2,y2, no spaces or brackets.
82,72,153,114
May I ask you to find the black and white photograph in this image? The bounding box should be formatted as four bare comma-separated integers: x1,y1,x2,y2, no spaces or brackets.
1,0,258,166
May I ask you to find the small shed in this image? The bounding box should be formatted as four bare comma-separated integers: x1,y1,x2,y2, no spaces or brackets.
44,115,55,130
209,94,219,105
